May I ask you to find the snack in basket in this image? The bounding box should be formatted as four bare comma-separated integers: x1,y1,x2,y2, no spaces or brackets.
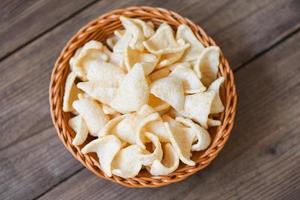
63,16,224,178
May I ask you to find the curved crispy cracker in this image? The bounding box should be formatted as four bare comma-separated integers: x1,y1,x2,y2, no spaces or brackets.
144,23,189,55
184,90,215,129
112,145,143,178
111,63,149,113
149,143,179,175
170,66,206,94
176,24,205,61
82,135,122,177
176,117,211,151
150,76,185,111
73,98,109,136
194,46,220,86
208,77,225,114
124,47,159,75
69,115,89,145
63,72,81,112
164,121,195,166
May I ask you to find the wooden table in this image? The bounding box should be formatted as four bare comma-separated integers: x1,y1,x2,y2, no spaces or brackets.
0,0,299,199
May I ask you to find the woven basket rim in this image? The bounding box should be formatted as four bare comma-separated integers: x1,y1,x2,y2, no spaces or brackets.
49,6,237,188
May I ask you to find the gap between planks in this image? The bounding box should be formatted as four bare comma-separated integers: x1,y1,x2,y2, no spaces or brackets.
32,168,85,200
0,0,99,62
233,24,300,73
0,124,53,152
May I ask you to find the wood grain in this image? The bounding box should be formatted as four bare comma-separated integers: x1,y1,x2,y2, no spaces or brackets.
0,127,82,200
0,0,299,199
37,30,300,200
0,0,96,59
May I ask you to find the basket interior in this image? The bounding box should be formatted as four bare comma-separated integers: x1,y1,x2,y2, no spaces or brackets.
51,8,235,187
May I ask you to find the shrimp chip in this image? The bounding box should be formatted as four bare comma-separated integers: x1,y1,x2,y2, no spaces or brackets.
149,143,179,175
77,81,117,105
194,46,220,86
77,93,89,100
109,105,155,144
102,46,112,57
120,16,144,51
146,120,169,142
111,64,149,113
168,62,191,71
165,108,186,119
136,104,156,116
69,115,89,145
82,135,122,177
106,35,118,50
136,112,160,149
101,46,125,70
208,77,225,114
170,66,206,94
207,118,221,127
176,117,211,151
164,121,195,166
144,23,190,55
113,31,132,53
148,68,170,82
102,104,118,115
112,145,143,178
110,52,125,70
114,29,125,38
63,72,81,112
139,132,163,166
69,40,106,80
138,105,169,136
176,24,205,61
112,114,136,144
157,39,186,68
73,98,109,136
184,90,215,129
157,51,183,68
148,94,170,113
86,62,125,87
130,18,155,38
98,114,130,136
124,47,159,75
150,76,185,111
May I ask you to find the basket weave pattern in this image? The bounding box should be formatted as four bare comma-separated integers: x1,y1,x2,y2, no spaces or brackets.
49,6,237,188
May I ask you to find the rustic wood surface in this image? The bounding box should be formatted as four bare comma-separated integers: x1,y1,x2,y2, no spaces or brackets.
0,0,96,59
0,0,299,199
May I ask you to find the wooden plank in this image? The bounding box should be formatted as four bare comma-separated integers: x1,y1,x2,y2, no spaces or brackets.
0,0,299,198
0,0,298,150
37,31,300,200
0,0,96,59
0,127,82,200
200,0,300,68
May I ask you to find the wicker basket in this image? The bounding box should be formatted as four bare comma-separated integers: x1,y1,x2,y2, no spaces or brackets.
49,6,237,188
